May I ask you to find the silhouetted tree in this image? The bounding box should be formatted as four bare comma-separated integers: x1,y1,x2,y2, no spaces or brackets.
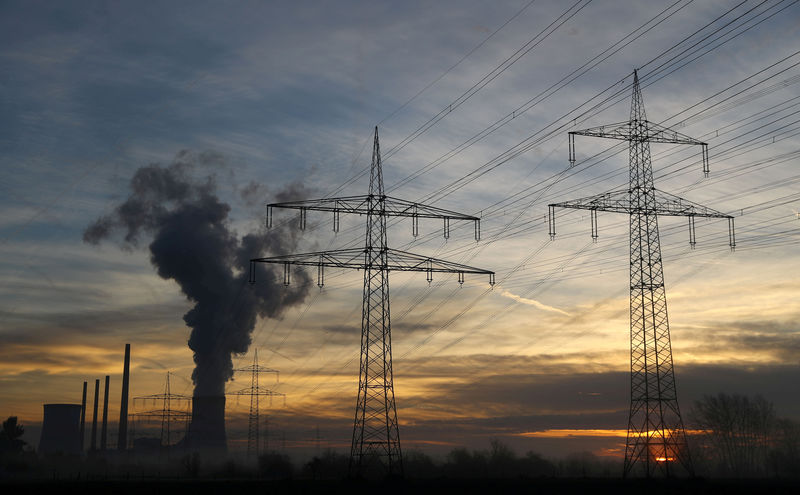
403,449,437,479
301,449,348,480
0,416,26,454
444,447,488,478
487,439,516,477
442,441,555,479
690,393,776,477
560,451,599,477
522,450,556,477
768,418,800,477
258,451,294,479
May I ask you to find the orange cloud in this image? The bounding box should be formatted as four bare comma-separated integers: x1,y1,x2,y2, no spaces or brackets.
517,428,629,438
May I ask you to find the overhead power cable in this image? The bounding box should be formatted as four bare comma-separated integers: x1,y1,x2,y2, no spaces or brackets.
377,0,539,127
382,0,593,161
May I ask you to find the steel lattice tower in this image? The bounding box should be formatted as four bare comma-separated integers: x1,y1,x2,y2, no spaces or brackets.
130,372,191,454
231,349,283,459
250,127,494,476
548,71,735,477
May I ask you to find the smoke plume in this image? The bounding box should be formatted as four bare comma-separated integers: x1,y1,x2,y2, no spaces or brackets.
84,151,310,396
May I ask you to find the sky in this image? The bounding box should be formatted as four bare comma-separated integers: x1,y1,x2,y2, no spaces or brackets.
1,0,799,461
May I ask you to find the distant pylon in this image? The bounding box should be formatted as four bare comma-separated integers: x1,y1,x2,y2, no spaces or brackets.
131,372,191,453
250,127,495,476
548,70,735,477
231,349,284,459
160,373,172,446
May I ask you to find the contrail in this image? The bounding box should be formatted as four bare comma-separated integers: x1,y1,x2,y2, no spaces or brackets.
499,289,571,316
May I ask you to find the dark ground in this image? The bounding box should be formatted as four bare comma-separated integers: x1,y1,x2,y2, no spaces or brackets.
3,478,800,495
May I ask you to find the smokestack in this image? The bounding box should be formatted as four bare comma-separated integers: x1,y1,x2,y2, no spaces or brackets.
187,396,227,455
101,375,110,451
79,381,87,452
39,404,82,455
118,343,130,450
83,160,311,409
90,379,99,452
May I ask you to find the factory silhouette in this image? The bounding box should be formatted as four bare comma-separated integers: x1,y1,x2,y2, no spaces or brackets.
38,343,237,458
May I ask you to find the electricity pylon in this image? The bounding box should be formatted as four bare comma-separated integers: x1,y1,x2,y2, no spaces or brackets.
548,70,735,478
250,127,495,477
131,372,191,453
231,349,284,459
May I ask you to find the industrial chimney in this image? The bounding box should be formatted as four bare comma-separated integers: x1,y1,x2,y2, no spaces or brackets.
79,381,87,452
187,396,228,455
90,378,99,451
118,343,130,450
101,375,110,451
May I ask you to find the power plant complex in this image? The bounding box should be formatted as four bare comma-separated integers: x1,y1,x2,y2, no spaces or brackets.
36,343,252,458
36,344,223,457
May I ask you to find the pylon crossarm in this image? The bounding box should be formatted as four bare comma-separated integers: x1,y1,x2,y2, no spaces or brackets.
134,394,191,401
250,248,494,284
570,121,632,141
266,195,480,239
384,248,494,277
571,120,705,145
233,365,279,374
131,411,190,418
549,189,730,218
650,189,731,218
383,196,479,221
549,188,630,213
639,120,706,145
268,195,477,220
268,195,369,214
569,120,709,173
548,189,732,245
250,249,494,287
252,248,365,270
230,388,284,397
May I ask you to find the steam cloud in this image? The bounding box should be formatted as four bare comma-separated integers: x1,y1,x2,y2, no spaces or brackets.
84,151,310,396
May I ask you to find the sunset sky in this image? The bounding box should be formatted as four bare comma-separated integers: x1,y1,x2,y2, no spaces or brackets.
1,0,799,461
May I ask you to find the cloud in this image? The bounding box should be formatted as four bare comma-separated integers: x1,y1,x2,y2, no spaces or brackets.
3,0,800,460
677,316,800,364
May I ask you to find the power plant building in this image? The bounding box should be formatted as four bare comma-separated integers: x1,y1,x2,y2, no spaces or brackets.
38,403,82,455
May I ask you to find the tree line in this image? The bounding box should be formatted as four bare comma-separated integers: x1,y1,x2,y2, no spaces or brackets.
690,393,800,477
3,393,799,479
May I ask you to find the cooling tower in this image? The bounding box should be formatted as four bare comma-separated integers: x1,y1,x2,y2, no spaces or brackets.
186,396,227,455
39,404,82,455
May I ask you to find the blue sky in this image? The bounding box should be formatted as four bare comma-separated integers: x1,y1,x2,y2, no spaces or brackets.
2,0,799,460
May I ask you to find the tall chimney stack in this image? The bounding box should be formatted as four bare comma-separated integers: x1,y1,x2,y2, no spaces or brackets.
101,375,110,451
90,378,99,451
79,381,87,452
118,343,130,451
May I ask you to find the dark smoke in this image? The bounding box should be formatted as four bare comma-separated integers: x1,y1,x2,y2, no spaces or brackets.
84,151,310,396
